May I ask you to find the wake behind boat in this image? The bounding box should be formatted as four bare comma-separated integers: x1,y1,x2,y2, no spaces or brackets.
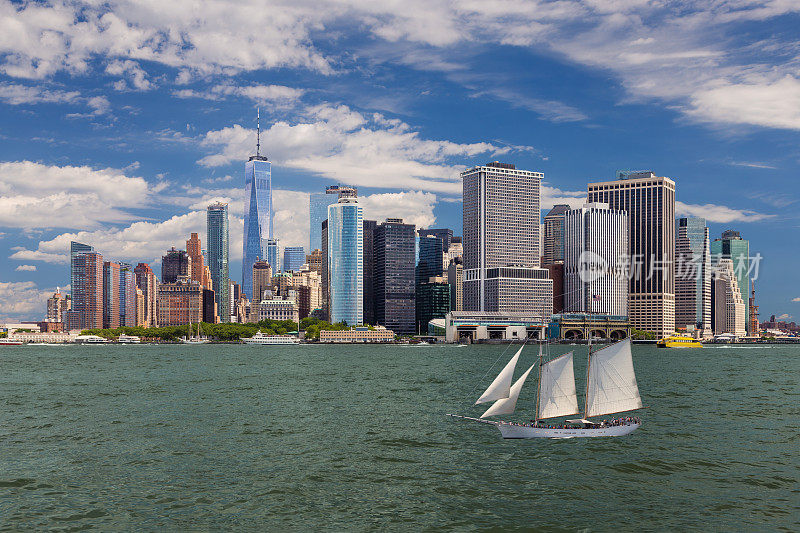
448,338,643,439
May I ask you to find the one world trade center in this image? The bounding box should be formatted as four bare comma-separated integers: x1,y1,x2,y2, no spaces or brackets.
242,110,273,300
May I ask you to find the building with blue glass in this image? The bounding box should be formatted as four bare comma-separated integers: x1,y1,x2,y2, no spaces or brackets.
710,229,750,332
327,195,363,325
310,192,336,252
675,217,711,336
242,152,273,300
207,202,230,322
283,246,305,272
266,238,280,273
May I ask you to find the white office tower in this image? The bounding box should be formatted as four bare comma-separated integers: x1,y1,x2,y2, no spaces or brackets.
713,258,746,337
588,171,676,338
461,162,552,318
564,203,628,316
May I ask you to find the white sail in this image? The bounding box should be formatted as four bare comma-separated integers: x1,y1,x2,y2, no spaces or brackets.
480,364,535,418
585,338,642,417
537,352,579,419
475,346,523,405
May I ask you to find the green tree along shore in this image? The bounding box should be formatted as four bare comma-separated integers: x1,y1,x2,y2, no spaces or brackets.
630,328,656,340
81,317,352,341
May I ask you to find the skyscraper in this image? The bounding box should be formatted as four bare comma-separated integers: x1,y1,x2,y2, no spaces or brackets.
416,277,450,333
207,202,230,322
418,228,453,253
327,189,363,325
46,289,70,324
162,247,191,284
675,217,712,337
283,246,306,272
417,232,445,283
588,171,676,337
70,241,93,299
310,192,336,252
266,238,280,272
119,262,137,327
375,218,416,335
712,258,746,337
306,249,323,274
252,260,273,304
447,258,463,312
362,220,377,324
242,111,273,300
67,251,103,330
542,204,570,266
134,262,158,327
710,230,750,332
102,261,121,329
462,161,552,317
186,232,209,288
563,203,628,316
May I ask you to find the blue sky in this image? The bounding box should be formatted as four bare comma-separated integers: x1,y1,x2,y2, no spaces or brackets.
1,0,799,322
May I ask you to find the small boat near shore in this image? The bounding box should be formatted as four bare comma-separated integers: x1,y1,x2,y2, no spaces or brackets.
657,334,702,348
0,338,23,346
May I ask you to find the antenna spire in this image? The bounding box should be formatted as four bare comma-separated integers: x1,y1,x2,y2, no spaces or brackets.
256,107,261,157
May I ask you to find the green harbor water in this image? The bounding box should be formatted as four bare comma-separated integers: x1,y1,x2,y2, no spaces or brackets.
1,343,798,531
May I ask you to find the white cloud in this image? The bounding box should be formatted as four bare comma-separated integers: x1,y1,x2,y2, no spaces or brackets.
0,82,109,115
3,1,799,131
776,313,792,321
0,161,155,229
105,59,153,91
0,0,333,79
359,191,437,228
792,297,800,303
676,201,773,223
0,281,52,322
540,184,586,210
15,264,37,272
199,104,520,193
10,211,223,266
0,82,81,105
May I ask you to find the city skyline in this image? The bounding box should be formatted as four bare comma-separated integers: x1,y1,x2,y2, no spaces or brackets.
2,3,800,322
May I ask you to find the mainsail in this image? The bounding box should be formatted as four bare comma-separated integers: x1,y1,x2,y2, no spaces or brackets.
585,338,642,417
481,364,535,418
475,346,523,405
537,352,579,419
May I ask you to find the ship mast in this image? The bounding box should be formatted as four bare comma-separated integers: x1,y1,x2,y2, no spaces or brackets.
583,315,592,419
534,343,542,423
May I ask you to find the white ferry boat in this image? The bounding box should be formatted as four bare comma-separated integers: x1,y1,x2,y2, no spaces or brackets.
242,331,300,345
118,334,141,344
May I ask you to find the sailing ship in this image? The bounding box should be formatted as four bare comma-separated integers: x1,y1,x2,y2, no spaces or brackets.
180,322,210,344
448,338,643,438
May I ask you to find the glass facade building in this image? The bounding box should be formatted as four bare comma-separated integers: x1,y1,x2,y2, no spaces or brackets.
207,202,230,322
375,219,416,335
266,238,280,273
417,233,444,284
327,197,363,325
242,156,273,299
362,220,377,324
283,246,306,272
119,262,137,327
710,230,750,332
542,204,570,266
310,192,336,252
675,217,711,336
68,251,104,331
